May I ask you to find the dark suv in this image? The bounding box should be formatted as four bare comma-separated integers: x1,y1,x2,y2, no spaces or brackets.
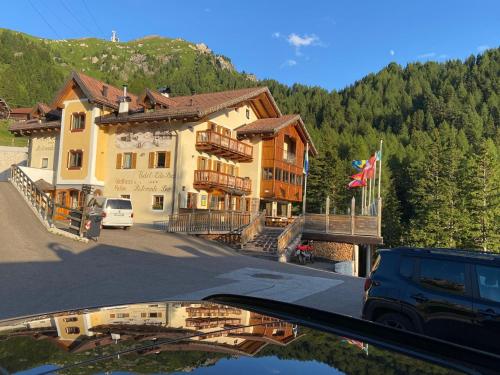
362,247,500,354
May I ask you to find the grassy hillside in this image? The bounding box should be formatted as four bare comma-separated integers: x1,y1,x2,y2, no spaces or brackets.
0,120,27,146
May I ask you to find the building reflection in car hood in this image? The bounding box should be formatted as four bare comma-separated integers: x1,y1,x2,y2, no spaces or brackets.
0,301,461,374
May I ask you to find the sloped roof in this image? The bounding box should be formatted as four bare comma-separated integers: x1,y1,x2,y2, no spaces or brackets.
236,114,318,155
52,71,139,110
140,89,179,108
34,179,55,191
10,107,32,114
97,86,280,124
9,119,61,134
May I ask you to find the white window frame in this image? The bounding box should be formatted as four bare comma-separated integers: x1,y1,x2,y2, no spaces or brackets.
41,158,49,169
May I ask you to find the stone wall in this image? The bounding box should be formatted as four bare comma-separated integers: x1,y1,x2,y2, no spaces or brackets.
312,241,354,261
0,146,27,181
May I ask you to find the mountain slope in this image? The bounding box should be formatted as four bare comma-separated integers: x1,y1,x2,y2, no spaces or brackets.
0,29,498,250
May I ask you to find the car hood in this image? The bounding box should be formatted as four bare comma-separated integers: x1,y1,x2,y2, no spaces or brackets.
0,295,497,375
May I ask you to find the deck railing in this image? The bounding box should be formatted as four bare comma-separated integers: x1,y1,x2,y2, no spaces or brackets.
10,165,85,236
277,215,304,254
162,211,251,234
240,210,266,247
303,197,382,238
196,130,253,161
194,170,251,194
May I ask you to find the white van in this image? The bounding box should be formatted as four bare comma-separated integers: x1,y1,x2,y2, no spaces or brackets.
88,197,133,229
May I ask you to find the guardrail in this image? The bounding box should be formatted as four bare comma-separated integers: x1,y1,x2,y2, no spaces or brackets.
277,215,304,254
163,211,251,234
10,165,85,236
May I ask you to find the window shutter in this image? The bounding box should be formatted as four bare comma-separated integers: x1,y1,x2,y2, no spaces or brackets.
197,156,202,170
148,152,155,168
131,153,137,169
165,151,171,168
235,167,239,176
116,153,122,169
207,159,212,170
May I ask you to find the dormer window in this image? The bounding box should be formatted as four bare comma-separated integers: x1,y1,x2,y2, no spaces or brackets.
70,112,85,131
246,108,250,119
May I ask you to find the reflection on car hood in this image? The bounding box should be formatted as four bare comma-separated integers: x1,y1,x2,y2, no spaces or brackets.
0,298,480,374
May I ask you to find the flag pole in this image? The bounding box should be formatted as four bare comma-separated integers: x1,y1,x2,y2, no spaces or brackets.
378,139,383,199
302,142,309,215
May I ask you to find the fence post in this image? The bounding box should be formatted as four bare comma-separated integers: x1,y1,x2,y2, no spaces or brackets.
351,196,355,235
208,211,212,234
231,211,235,231
188,213,192,232
377,197,382,237
325,195,330,233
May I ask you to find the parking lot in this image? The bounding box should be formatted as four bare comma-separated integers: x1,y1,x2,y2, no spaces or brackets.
0,182,364,320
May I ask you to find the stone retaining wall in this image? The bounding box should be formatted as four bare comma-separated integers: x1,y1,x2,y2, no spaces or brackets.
312,241,353,261
0,146,27,181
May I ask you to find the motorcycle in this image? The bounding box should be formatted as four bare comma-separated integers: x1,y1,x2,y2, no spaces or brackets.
295,240,314,264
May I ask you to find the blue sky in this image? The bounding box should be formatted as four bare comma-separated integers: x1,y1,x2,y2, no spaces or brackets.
1,0,499,90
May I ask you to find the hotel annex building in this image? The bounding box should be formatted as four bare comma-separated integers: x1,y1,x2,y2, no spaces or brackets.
9,71,317,223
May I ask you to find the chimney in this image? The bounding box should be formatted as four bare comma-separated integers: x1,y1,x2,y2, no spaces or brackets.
119,84,130,114
158,86,171,98
102,85,108,98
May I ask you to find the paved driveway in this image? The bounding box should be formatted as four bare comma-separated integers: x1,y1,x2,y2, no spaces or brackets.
0,182,364,320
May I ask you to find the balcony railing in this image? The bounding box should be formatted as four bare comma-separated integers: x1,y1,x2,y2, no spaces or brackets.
194,170,251,194
196,130,253,162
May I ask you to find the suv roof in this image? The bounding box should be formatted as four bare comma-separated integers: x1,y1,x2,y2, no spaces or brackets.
378,247,500,263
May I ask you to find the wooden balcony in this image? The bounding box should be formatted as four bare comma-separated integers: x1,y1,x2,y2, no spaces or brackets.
196,130,253,162
194,170,251,195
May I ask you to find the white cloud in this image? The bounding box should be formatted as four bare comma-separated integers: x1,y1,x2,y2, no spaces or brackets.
477,45,490,52
417,52,436,59
281,59,297,68
437,54,448,59
272,32,281,39
389,49,395,56
287,33,319,47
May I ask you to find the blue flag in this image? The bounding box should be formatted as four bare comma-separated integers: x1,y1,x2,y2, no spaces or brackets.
304,149,309,175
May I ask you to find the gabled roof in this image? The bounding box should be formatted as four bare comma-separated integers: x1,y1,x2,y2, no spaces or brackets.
97,86,281,125
51,71,139,110
236,114,318,155
139,89,179,108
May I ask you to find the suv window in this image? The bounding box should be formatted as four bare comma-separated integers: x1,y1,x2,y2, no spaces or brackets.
106,199,132,210
418,258,466,294
476,265,500,303
400,256,415,278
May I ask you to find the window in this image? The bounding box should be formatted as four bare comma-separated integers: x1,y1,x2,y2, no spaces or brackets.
476,265,500,303
68,150,83,169
246,108,250,119
283,170,289,183
149,312,162,318
106,199,132,209
290,173,296,185
297,175,303,185
116,313,129,318
152,195,164,211
70,112,85,131
65,327,80,334
419,258,466,294
149,151,171,168
141,312,147,318
400,256,415,278
109,314,116,318
63,317,78,322
262,168,273,180
41,158,48,168
123,153,133,169
275,168,282,181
